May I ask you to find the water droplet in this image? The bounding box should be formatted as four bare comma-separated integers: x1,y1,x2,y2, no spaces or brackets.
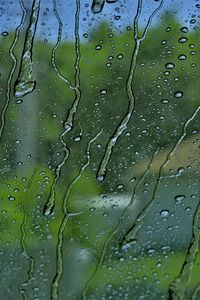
100,89,107,95
160,210,169,218
95,45,102,50
8,196,15,201
177,167,185,174
15,99,23,104
117,54,123,59
106,62,112,67
166,26,171,32
178,37,188,43
114,15,121,20
89,207,95,212
180,27,188,33
185,207,191,212
97,175,104,182
2,31,8,36
117,184,124,190
74,136,81,142
174,91,183,98
161,99,169,104
178,54,187,60
165,63,175,69
163,71,170,76
174,195,185,204
83,33,88,38
190,19,196,24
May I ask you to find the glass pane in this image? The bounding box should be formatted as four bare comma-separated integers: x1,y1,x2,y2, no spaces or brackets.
0,0,200,299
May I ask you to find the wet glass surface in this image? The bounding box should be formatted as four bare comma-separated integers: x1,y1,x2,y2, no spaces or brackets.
0,0,200,299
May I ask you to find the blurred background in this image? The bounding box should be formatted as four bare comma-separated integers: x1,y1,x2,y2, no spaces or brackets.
0,0,200,299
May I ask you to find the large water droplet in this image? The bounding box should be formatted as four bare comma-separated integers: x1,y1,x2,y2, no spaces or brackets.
174,195,185,204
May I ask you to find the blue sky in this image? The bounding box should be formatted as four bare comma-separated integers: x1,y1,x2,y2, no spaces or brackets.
0,0,199,42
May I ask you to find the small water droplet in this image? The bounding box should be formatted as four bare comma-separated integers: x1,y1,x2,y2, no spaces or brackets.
190,19,196,24
178,54,187,60
180,27,188,33
2,31,8,36
178,37,188,43
161,40,167,45
114,15,121,20
161,99,169,104
166,26,171,32
100,89,107,95
165,63,175,69
74,136,81,142
8,196,15,201
174,91,183,98
89,207,95,212
117,54,123,59
177,167,185,174
15,99,23,104
163,71,170,76
160,210,169,218
97,175,104,182
95,45,102,50
117,184,124,190
83,33,88,38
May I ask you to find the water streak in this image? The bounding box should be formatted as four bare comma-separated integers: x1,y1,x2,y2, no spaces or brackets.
14,0,40,98
18,198,34,300
43,0,81,216
81,147,158,299
96,0,164,181
123,105,200,244
0,0,26,143
191,284,200,300
169,199,200,299
50,129,102,300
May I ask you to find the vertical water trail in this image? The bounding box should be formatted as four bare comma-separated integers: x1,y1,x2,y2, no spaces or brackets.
122,105,200,244
18,169,39,298
14,0,40,98
18,198,34,300
0,0,26,144
50,129,102,300
96,0,164,181
51,0,75,89
23,167,38,192
81,147,158,300
43,0,81,216
168,199,200,299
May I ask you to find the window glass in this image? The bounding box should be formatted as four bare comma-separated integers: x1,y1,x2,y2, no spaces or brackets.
0,0,200,299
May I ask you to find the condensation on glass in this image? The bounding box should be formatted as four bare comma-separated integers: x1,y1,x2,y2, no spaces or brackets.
0,0,200,299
